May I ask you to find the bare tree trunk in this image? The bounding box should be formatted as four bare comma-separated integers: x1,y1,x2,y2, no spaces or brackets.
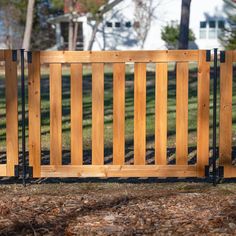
178,0,191,49
22,0,35,50
72,22,78,50
87,20,100,51
68,20,73,50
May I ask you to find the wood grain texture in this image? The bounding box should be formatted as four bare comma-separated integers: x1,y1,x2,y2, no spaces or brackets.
28,52,41,177
40,165,197,178
40,50,199,64
50,64,62,165
92,63,104,165
197,51,210,177
71,64,83,165
219,51,233,166
113,63,125,165
134,63,146,165
5,50,18,176
155,63,168,165
176,62,189,165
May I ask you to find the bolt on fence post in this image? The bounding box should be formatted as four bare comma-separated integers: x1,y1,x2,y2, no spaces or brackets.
20,49,26,187
212,48,218,186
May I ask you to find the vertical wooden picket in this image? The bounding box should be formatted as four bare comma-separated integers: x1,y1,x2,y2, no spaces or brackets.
197,51,210,177
71,64,83,165
113,63,125,165
92,63,104,165
219,51,233,167
28,52,41,177
50,64,62,165
155,63,168,165
134,63,146,165
5,50,18,176
176,62,189,165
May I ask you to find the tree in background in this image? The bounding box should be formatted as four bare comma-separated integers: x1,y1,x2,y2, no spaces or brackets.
133,0,161,49
221,0,236,49
178,0,191,49
22,0,35,50
161,23,195,49
0,0,27,49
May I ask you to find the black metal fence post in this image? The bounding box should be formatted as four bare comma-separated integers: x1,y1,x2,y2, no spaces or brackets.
20,49,26,186
212,48,218,186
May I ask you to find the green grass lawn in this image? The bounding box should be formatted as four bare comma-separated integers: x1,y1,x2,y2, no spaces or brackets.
0,64,235,162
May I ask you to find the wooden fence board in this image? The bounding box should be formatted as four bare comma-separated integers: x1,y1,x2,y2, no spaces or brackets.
134,63,146,165
155,63,168,165
113,63,125,165
5,50,18,176
219,51,233,166
92,63,104,165
50,64,62,165
40,50,199,64
40,165,197,178
197,51,210,177
71,64,83,165
28,52,41,177
176,62,189,165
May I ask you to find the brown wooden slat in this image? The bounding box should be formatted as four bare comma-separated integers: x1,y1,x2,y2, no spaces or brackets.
40,165,197,178
176,62,189,165
71,64,83,165
219,51,233,167
92,63,104,165
0,50,5,61
197,50,210,177
28,52,41,177
50,64,62,165
155,63,168,165
134,63,146,165
40,50,199,64
5,50,18,176
113,63,125,165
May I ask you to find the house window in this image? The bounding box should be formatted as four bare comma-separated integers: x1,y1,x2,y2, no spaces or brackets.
208,20,216,39
218,20,225,29
125,22,131,28
106,22,112,27
199,21,207,39
115,22,121,28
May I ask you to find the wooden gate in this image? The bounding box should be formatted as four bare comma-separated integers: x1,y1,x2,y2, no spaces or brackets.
219,50,236,178
28,50,210,178
0,50,19,176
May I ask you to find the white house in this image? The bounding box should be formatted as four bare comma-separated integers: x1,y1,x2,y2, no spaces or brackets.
49,0,229,50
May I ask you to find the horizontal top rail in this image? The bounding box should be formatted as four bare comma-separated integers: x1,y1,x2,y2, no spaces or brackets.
39,50,200,64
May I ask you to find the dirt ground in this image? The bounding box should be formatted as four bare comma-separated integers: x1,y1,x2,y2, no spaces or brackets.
0,180,235,235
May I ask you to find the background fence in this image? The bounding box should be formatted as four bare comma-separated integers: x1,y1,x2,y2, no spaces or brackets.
219,50,236,178
0,50,18,177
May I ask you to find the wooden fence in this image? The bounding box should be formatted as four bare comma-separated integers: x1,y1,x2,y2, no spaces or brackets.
0,50,18,176
28,50,210,178
219,50,236,178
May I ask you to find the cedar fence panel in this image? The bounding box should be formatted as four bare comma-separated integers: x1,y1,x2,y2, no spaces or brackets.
28,50,211,178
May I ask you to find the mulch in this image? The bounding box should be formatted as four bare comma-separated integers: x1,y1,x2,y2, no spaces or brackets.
0,181,235,235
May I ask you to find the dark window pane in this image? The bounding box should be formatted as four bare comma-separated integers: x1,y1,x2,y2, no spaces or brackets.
218,20,225,28
106,22,112,27
200,21,206,28
209,21,216,28
125,22,131,28
115,22,121,27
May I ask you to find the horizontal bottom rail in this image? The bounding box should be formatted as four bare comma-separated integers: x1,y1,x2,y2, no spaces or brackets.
35,165,198,178
0,164,7,176
222,165,236,178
